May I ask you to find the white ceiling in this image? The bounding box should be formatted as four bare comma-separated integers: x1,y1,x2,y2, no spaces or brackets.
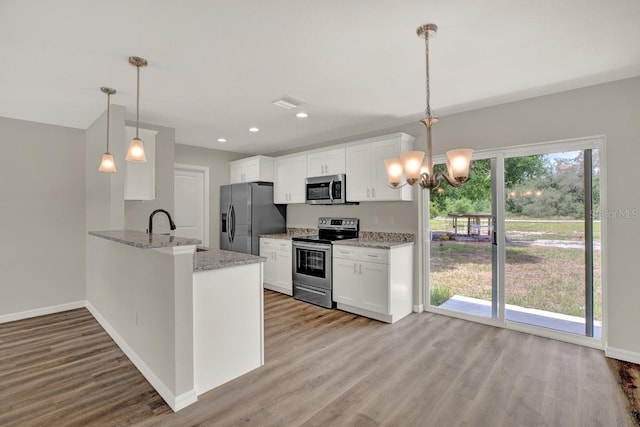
1,0,639,154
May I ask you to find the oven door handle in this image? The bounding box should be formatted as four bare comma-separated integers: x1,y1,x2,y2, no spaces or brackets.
295,285,325,296
292,241,332,251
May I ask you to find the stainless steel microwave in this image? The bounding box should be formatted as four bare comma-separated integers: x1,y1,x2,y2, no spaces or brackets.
305,174,347,205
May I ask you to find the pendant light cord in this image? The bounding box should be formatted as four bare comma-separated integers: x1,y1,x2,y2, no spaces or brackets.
135,64,140,139
106,92,111,152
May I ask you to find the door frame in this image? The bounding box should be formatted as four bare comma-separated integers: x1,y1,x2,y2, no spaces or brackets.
419,135,607,350
174,163,210,247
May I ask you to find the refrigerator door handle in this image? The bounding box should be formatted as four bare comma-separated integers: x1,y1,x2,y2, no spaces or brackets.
227,205,233,244
230,205,236,243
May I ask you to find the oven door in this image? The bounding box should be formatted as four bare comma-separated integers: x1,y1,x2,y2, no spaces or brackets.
292,241,332,289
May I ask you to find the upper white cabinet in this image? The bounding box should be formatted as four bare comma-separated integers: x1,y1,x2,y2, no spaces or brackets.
306,147,346,177
345,133,414,202
332,244,413,324
274,154,307,204
229,155,274,184
124,126,158,201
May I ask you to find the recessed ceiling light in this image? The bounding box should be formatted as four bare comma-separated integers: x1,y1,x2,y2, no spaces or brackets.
296,112,308,118
217,138,227,143
249,127,260,132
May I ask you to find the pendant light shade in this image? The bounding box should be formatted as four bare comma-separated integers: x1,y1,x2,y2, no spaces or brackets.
98,152,117,173
98,87,117,173
126,56,148,162
126,137,147,162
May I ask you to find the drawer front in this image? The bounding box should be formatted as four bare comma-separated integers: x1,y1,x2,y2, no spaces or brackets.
276,241,292,250
261,239,275,249
333,246,388,264
360,249,388,264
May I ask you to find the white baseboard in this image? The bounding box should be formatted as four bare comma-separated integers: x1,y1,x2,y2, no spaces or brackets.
85,301,197,412
605,346,640,364
413,304,424,313
263,283,292,296
0,300,85,324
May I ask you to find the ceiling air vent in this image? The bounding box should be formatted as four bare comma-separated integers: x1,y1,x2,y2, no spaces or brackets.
272,96,304,110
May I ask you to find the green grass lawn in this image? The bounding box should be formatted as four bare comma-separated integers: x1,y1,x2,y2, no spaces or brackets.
429,218,602,321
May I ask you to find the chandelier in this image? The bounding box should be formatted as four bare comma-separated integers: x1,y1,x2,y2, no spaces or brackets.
385,23,473,191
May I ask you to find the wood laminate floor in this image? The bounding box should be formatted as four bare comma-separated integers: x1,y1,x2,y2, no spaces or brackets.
0,291,633,426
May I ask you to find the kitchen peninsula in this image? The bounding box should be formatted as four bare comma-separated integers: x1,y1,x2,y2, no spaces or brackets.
86,230,265,412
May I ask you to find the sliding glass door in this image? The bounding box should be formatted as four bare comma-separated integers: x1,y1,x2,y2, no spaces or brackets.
429,158,498,319
504,149,600,337
427,139,602,340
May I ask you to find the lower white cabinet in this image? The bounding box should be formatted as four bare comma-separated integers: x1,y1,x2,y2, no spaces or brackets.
260,238,292,295
333,244,413,323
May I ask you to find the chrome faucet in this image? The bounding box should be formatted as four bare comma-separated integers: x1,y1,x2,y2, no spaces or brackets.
148,209,177,234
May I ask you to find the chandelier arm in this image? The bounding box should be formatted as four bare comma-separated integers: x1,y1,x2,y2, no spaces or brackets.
434,171,467,188
386,181,410,189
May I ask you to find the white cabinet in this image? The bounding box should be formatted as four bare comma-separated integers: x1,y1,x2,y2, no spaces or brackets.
274,154,307,204
332,244,413,323
260,238,292,295
306,148,346,177
124,126,157,201
229,156,274,184
345,133,414,202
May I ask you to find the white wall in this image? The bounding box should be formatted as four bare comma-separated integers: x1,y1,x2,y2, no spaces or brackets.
0,117,86,317
174,144,245,249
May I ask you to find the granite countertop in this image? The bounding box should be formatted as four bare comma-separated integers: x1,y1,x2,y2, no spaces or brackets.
194,248,266,272
89,230,201,249
260,227,317,240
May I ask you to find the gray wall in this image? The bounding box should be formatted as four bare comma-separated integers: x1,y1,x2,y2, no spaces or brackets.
174,144,245,249
434,76,640,356
125,121,176,233
277,76,640,357
85,105,126,232
0,117,86,316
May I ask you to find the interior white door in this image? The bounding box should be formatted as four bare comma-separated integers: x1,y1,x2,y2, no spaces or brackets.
174,164,209,247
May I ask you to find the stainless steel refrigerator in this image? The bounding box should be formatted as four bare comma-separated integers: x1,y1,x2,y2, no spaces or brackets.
220,182,286,255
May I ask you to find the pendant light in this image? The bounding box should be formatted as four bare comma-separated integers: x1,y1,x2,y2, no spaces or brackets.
126,56,148,162
385,24,473,191
98,87,117,173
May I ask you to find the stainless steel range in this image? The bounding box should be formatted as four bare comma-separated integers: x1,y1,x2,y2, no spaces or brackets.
292,217,359,308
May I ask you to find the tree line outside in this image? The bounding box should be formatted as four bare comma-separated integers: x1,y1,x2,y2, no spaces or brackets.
429,151,599,221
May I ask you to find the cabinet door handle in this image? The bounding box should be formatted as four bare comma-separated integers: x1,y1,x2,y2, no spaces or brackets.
359,264,362,275
371,188,375,198
367,188,370,198
353,263,357,274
